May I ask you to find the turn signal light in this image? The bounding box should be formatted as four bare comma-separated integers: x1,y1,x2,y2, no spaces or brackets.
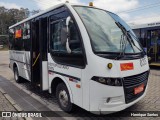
76,84,81,88
107,63,113,69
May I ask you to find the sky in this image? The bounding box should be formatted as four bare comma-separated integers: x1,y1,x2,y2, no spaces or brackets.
0,0,160,25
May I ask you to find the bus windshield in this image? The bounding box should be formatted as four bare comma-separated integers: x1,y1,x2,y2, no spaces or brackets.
73,6,143,54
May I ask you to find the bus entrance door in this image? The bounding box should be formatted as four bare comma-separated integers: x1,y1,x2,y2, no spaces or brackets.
31,20,41,86
39,18,49,91
31,18,48,90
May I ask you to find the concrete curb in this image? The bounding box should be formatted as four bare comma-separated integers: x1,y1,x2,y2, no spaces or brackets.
12,83,65,120
6,77,62,112
13,82,62,111
0,87,22,111
0,87,6,94
0,87,33,120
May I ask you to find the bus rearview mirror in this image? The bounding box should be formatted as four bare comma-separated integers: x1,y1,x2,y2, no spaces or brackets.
60,16,72,53
66,16,71,53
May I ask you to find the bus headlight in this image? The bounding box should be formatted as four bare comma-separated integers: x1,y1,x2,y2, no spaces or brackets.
91,77,122,86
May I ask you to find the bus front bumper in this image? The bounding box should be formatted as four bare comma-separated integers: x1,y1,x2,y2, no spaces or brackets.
89,79,148,115
99,89,146,114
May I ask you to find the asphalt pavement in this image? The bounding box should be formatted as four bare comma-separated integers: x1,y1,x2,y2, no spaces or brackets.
0,51,160,120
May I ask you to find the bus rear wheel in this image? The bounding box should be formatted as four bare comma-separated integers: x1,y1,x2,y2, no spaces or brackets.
56,83,73,113
14,67,21,83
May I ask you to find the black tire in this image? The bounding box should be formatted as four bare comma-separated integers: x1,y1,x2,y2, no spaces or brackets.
56,83,74,113
13,67,21,83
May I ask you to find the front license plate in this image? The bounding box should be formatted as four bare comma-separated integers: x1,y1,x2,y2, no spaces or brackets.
134,84,144,95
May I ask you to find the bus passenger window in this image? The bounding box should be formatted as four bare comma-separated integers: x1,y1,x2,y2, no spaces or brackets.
51,19,82,54
14,26,23,51
51,20,66,52
50,16,85,67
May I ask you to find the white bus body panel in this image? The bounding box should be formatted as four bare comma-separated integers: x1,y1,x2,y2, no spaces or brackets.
88,55,149,113
42,61,49,90
67,4,150,113
48,54,83,108
67,4,94,111
9,50,31,81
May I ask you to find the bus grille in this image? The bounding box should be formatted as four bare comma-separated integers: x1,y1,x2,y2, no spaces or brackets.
123,71,149,103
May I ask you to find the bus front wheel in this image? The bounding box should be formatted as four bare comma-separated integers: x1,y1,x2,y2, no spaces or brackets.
56,83,73,113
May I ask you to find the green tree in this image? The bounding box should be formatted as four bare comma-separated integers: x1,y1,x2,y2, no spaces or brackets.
0,6,40,46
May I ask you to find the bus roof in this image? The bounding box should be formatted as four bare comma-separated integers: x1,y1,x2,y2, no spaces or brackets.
9,3,102,29
9,3,117,29
129,21,160,29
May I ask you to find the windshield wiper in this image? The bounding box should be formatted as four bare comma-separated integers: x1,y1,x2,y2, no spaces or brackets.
127,30,146,55
114,34,127,60
115,22,144,58
115,22,129,59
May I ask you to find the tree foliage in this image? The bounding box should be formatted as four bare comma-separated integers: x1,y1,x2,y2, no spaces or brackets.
0,6,40,45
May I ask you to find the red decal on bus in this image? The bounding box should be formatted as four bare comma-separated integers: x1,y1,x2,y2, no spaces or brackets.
15,30,22,38
120,63,134,71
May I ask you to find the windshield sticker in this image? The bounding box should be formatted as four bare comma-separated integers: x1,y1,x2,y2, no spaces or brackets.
120,62,134,71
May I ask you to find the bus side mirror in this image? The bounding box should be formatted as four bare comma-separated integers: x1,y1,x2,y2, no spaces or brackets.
66,16,72,53
61,16,72,54
60,16,72,53
66,16,71,53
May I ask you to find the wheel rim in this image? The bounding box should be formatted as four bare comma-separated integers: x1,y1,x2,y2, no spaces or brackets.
14,69,18,81
59,90,69,108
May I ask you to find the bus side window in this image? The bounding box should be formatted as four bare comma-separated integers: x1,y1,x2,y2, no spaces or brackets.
23,22,31,51
50,10,85,67
14,26,23,51
51,20,66,52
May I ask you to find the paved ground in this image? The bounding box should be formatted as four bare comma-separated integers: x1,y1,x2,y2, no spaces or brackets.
0,51,160,120
0,51,13,80
0,51,63,120
0,51,24,120
0,88,24,120
0,75,64,120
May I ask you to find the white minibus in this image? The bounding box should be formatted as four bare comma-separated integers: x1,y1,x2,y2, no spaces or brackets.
9,3,149,114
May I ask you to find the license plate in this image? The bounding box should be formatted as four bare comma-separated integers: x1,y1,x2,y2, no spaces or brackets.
134,84,144,95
